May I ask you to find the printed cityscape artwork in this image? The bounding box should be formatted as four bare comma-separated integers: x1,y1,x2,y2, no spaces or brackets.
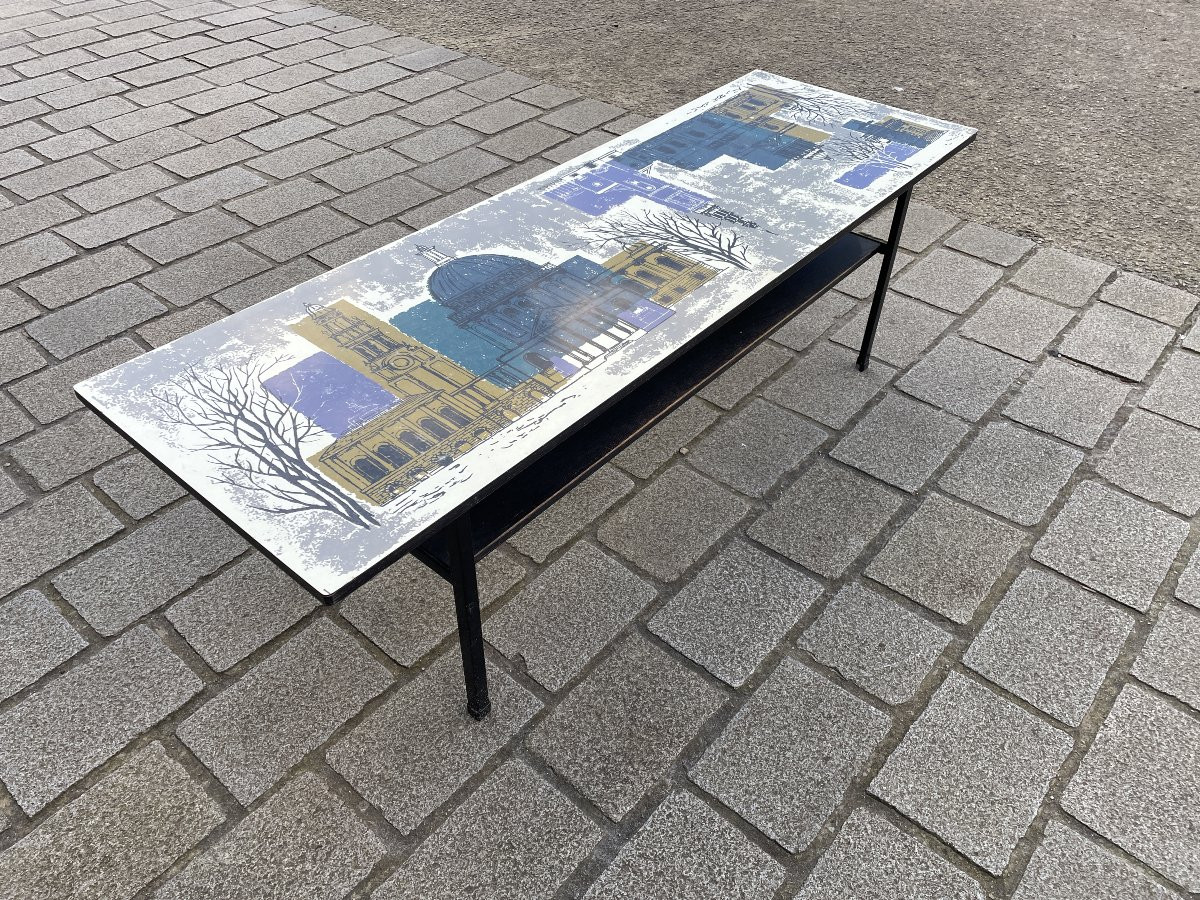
78,71,975,595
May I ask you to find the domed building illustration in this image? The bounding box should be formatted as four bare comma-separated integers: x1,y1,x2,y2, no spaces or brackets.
271,241,719,506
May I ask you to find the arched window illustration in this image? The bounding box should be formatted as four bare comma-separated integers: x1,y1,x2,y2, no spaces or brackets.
353,457,388,483
399,430,431,453
654,255,686,271
376,444,411,468
440,406,470,427
420,418,452,440
524,352,552,371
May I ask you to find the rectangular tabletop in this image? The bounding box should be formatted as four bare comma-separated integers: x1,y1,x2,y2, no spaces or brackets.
78,70,975,597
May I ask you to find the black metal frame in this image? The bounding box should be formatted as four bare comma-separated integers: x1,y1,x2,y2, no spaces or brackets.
416,189,912,718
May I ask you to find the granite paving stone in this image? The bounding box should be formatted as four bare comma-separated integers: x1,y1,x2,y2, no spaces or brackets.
136,298,226,345
857,200,959,253
159,135,256,177
832,392,970,493
328,650,541,833
94,124,201,169
63,162,177,211
488,540,654,691
769,291,857,351
866,492,1023,623
0,393,35,445
958,286,1075,361
0,148,40,181
690,398,827,497
310,146,410,192
456,97,539,134
584,790,786,900
382,69,461,102
1184,318,1200,352
944,221,1035,266
32,128,110,161
331,172,437,224
241,204,357,258
1132,603,1200,712
1140,349,1200,429
92,450,185,518
127,206,249,262
1010,247,1116,306
597,466,750,581
613,396,721,478
156,163,267,211
942,422,1084,525
9,411,129,489
0,232,76,283
543,130,613,163
509,464,633,562
310,220,409,266
0,482,121,596
0,589,85,702
650,540,822,688
178,618,391,804
697,341,792,409
870,672,1072,874
1098,410,1200,515
0,626,201,814
515,83,581,109
0,469,26,515
326,113,417,150
167,553,318,672
1004,357,1131,447
897,335,1026,421
223,177,336,224
1175,547,1200,609
477,157,555,193
179,101,277,142
763,341,893,428
92,100,194,140
832,292,956,367
800,580,951,703
1033,481,1189,611
338,550,522,668
833,250,912,299
54,195,176,248
325,63,409,95
965,568,1134,725
215,256,326,310
479,119,567,160
1099,272,1199,326
0,196,79,245
692,658,890,852
749,459,905,578
376,760,601,900
460,70,538,101
393,121,479,162
410,146,507,191
26,283,166,359
140,240,271,303
156,771,384,900
796,807,985,900
53,499,247,635
1063,685,1200,890
530,634,724,821
539,97,624,133
0,331,45,385
891,248,1002,313
398,185,487,228
0,743,222,900
1057,302,1175,381
1013,820,1179,900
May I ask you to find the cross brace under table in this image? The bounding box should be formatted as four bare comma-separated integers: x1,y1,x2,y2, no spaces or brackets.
404,188,912,719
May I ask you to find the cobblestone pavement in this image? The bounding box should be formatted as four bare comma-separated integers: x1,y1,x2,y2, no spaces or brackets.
0,1,1198,898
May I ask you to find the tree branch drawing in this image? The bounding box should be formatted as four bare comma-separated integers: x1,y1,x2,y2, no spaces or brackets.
817,134,913,172
778,91,860,128
587,210,752,270
150,358,380,529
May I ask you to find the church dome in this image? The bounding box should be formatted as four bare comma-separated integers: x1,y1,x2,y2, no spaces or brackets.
427,253,542,308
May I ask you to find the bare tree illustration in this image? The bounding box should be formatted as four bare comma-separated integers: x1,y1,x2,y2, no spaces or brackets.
150,358,380,528
587,210,752,270
778,91,861,128
817,134,913,172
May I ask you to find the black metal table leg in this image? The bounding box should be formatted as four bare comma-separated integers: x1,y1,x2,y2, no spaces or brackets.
857,188,913,371
446,512,491,720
